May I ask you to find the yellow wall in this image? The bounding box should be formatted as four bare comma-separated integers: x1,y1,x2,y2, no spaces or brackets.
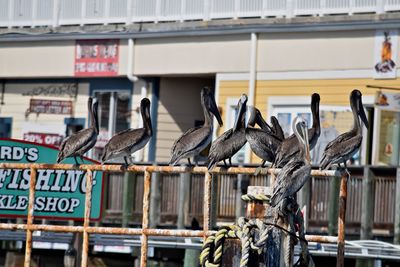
218,78,400,163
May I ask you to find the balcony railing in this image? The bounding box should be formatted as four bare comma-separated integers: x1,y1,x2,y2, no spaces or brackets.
0,0,400,29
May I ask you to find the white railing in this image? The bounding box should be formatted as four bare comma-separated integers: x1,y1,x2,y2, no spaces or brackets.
0,0,400,28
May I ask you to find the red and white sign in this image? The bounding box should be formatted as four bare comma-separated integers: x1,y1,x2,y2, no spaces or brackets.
23,132,63,147
75,39,119,77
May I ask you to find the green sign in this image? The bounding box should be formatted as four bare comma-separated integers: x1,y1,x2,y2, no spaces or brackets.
0,138,103,220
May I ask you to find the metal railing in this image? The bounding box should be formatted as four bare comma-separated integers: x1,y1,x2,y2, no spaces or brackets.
0,163,345,267
1,0,400,28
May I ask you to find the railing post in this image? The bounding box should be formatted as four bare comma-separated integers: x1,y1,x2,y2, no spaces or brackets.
149,172,162,228
23,167,37,267
81,0,87,26
140,170,152,267
122,172,136,227
31,0,38,28
337,171,348,267
104,0,110,25
155,0,161,23
180,0,186,22
286,0,294,18
394,168,400,244
81,170,93,267
126,0,133,24
320,0,326,16
235,173,247,220
376,0,384,14
234,0,240,19
328,175,340,235
203,172,212,234
52,0,59,28
204,0,210,21
349,0,354,15
356,166,375,267
177,171,191,229
8,0,14,28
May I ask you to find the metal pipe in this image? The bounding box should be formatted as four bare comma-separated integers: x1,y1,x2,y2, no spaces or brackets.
140,170,151,266
81,170,93,267
127,38,139,82
337,172,348,267
0,163,341,177
24,167,37,267
203,172,212,237
245,32,258,163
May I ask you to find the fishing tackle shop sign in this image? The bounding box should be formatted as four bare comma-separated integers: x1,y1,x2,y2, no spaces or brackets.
0,139,103,220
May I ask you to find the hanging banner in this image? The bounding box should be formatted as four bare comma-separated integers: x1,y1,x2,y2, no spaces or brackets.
0,139,103,220
374,30,398,79
74,39,119,77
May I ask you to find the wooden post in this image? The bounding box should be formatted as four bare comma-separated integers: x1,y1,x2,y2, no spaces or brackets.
210,173,219,230
235,173,247,220
337,172,348,267
177,172,191,229
149,172,162,228
356,166,375,267
328,175,340,235
394,167,400,244
220,186,293,267
122,172,136,227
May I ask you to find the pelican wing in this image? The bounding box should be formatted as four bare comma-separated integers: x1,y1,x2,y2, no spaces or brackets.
170,126,212,164
103,128,146,156
57,128,96,162
320,134,362,170
271,161,311,207
323,131,353,152
207,129,246,169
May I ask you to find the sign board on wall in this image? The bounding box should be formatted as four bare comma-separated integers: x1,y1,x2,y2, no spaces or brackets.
374,30,398,79
0,139,103,220
375,90,400,111
23,133,63,147
29,99,73,115
75,40,119,77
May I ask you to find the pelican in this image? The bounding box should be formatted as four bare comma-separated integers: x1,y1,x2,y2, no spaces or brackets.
245,107,282,168
274,93,320,168
206,94,247,170
169,87,223,166
57,97,99,164
320,89,369,170
102,98,152,166
270,117,312,207
270,116,285,141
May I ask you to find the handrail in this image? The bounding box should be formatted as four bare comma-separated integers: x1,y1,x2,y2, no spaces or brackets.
0,0,398,29
0,163,344,267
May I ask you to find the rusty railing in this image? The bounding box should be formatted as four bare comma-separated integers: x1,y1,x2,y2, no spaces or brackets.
0,163,346,267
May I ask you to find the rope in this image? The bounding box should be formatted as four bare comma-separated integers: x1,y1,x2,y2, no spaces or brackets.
200,192,310,266
241,193,270,202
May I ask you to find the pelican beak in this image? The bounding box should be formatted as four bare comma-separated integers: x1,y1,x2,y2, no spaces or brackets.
247,106,256,128
257,112,273,132
298,121,311,164
233,94,247,132
357,97,369,129
208,93,223,127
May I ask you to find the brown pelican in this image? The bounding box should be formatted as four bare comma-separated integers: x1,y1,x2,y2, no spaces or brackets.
101,98,152,165
320,90,369,170
274,93,320,168
169,87,223,166
270,117,312,207
57,97,99,164
271,116,285,141
245,107,282,168
206,94,247,170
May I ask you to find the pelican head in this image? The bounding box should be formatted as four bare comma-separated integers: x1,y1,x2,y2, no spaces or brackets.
246,106,271,131
351,89,369,129
140,98,151,119
201,87,223,126
293,116,311,164
233,94,248,132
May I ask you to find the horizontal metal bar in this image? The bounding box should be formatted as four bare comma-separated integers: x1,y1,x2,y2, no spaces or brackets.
0,163,341,177
0,222,338,243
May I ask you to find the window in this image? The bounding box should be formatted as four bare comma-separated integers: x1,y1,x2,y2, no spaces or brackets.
269,96,370,165
92,90,131,161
